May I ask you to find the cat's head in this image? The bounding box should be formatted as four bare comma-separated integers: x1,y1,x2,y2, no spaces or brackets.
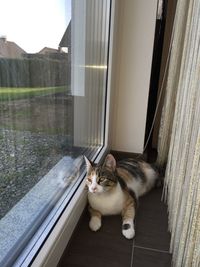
84,154,117,194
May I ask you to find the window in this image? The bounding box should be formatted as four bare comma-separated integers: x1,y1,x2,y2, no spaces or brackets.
0,0,111,266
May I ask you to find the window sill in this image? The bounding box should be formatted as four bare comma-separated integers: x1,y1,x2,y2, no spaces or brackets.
0,146,108,267
31,175,87,267
0,155,83,267
30,146,109,267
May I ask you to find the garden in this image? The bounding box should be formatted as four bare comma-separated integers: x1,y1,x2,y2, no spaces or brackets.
0,85,73,219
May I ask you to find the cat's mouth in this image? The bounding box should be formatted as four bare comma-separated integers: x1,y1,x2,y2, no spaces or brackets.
90,189,99,194
89,187,102,194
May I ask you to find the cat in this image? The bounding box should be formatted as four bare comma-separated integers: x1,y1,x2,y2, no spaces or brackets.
84,153,160,239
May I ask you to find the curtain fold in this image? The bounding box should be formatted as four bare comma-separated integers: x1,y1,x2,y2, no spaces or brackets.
157,0,200,266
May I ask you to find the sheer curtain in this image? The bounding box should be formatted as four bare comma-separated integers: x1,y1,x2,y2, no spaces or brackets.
157,0,200,266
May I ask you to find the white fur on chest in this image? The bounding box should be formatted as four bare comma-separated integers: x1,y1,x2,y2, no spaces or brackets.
88,184,125,215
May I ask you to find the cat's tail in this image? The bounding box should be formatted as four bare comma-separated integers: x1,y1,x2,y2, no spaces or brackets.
152,163,166,188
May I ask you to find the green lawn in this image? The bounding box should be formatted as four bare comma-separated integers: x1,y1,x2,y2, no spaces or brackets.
0,86,69,101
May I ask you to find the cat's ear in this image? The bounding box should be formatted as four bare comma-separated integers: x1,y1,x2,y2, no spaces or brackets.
84,156,92,173
104,154,116,171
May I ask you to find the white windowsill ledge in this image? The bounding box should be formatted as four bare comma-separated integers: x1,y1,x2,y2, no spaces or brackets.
0,146,108,267
0,156,84,267
31,177,87,267
30,146,109,267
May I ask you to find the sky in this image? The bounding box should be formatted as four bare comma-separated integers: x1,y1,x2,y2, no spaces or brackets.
0,0,71,53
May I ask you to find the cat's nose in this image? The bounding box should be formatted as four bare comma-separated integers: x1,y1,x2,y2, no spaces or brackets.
91,186,97,192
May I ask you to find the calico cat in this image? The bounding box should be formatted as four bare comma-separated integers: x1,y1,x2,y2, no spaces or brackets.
84,154,160,239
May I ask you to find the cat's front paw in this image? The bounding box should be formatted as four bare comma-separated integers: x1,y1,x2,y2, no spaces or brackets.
122,221,135,239
89,216,101,231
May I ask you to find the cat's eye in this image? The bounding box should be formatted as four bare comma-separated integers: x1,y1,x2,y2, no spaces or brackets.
87,178,92,183
98,177,105,183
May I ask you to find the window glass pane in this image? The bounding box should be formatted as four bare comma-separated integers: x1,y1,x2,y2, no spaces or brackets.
0,0,111,265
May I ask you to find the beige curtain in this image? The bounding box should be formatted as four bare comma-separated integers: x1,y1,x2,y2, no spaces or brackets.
157,0,200,266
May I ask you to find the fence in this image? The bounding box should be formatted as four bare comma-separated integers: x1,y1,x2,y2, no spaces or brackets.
0,57,71,88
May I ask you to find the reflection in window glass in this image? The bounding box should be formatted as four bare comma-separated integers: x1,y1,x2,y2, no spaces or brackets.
0,0,111,265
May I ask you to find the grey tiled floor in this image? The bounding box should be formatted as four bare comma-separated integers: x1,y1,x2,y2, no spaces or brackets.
58,187,172,267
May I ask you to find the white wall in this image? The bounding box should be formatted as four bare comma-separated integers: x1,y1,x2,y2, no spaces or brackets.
110,0,158,153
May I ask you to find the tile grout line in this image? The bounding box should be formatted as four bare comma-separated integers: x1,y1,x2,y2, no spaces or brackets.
130,218,139,266
130,238,135,267
134,245,171,254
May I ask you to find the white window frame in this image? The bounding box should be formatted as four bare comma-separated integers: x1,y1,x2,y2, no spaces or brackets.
29,1,116,266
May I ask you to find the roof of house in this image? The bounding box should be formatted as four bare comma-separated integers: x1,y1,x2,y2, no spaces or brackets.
59,21,71,48
38,47,59,54
0,37,26,58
